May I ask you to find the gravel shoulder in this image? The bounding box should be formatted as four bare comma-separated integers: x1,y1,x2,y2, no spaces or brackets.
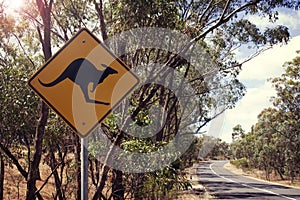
224,162,300,189
174,163,214,200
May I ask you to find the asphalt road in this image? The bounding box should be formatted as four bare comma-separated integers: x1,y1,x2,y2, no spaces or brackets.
197,160,300,199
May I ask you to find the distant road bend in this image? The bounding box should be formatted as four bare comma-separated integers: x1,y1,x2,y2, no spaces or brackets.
197,160,300,200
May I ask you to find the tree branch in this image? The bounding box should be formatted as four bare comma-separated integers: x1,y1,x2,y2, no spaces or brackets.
12,33,36,68
93,0,108,42
196,0,261,41
34,162,61,196
198,0,214,25
0,142,28,179
219,0,232,23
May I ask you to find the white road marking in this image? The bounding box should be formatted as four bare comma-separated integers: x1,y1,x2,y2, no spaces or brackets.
209,163,296,200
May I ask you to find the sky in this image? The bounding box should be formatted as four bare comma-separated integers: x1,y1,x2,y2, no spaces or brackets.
5,0,299,144
207,8,300,143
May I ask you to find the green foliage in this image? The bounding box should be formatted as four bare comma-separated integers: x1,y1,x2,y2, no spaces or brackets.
140,166,191,199
231,124,245,141
1,0,300,198
230,52,300,182
0,38,39,144
121,138,191,199
105,0,183,33
230,158,249,169
198,135,230,160
122,138,167,153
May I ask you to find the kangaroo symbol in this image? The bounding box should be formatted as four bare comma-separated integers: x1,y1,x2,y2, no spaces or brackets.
38,58,118,105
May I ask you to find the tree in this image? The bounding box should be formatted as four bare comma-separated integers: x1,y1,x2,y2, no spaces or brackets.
25,0,53,199
253,108,286,180
90,1,297,197
270,52,300,183
230,53,300,183
1,0,300,199
271,52,300,116
197,135,229,160
232,124,245,141
0,2,39,198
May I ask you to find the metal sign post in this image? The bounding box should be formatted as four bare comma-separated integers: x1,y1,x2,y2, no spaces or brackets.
28,28,139,198
81,137,88,200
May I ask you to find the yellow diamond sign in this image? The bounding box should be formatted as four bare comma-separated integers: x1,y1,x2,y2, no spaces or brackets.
28,28,140,138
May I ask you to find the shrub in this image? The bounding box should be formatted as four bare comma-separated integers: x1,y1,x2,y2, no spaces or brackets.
231,158,249,169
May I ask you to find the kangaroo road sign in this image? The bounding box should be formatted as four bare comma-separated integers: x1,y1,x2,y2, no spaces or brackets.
28,28,140,138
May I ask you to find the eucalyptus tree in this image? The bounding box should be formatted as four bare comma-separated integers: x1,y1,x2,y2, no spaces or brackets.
251,108,286,180
90,0,299,198
0,0,299,199
230,53,300,182
271,53,300,183
0,2,40,199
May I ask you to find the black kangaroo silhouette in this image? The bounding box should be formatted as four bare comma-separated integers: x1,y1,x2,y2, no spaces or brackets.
38,58,118,105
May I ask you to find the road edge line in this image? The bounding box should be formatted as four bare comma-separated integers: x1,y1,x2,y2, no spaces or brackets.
224,162,300,190
209,163,296,200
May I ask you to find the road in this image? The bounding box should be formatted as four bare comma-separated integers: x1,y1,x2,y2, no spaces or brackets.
197,160,300,199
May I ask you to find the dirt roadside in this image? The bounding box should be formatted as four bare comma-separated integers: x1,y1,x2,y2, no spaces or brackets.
224,162,300,189
174,163,213,200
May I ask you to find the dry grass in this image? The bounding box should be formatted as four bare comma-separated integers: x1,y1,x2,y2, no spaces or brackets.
4,163,56,200
3,162,104,199
175,163,214,200
224,162,300,189
174,193,211,200
3,161,213,199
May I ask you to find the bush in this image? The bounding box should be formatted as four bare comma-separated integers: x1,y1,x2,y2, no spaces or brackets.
231,158,249,169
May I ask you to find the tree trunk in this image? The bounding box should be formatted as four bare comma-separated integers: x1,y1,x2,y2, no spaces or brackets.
74,133,81,200
26,102,49,200
91,2,111,198
275,167,285,180
93,0,108,42
92,129,125,200
26,1,53,199
50,151,64,200
112,169,124,200
92,165,110,200
0,142,28,179
0,152,4,200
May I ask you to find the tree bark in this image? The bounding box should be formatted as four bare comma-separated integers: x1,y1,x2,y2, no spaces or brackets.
74,133,81,200
93,0,108,42
0,152,4,200
50,151,64,200
26,0,53,199
26,102,49,200
0,142,28,179
275,167,285,180
112,169,124,200
92,165,109,200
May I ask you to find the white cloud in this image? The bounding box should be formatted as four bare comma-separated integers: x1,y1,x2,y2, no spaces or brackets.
238,36,300,81
226,81,274,125
247,9,300,35
218,81,275,142
211,8,300,143
277,10,300,31
218,35,300,143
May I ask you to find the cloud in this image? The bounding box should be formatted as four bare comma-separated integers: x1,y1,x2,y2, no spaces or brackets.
277,10,300,32
238,36,300,81
218,81,275,142
217,35,300,143
210,9,300,143
247,9,300,36
226,81,275,124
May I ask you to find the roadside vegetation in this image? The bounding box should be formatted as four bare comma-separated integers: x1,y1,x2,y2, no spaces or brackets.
230,53,300,184
0,0,299,199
